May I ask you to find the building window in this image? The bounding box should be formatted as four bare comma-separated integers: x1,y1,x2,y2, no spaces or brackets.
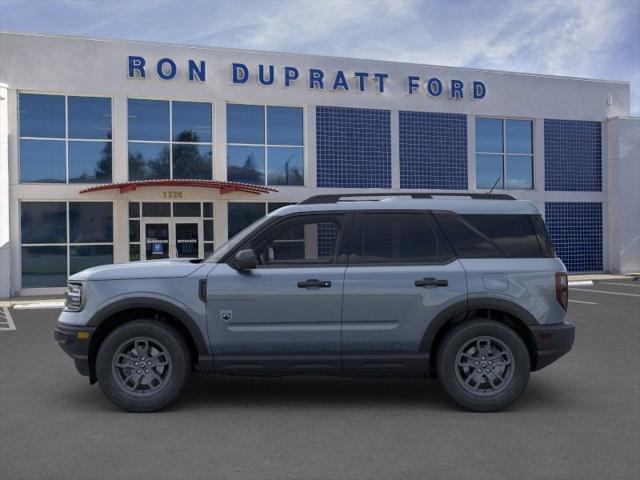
476,118,533,189
20,202,113,288
128,99,213,181
226,104,304,186
19,93,112,184
316,106,391,188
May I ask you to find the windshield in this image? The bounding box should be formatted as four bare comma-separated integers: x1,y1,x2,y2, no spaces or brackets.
205,215,272,263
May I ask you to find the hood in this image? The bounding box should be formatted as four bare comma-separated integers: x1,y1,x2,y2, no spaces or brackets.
69,259,205,281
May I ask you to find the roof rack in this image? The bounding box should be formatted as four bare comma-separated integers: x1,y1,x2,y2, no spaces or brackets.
299,192,515,205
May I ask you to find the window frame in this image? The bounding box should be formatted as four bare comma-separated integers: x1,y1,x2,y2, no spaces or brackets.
475,116,534,190
349,211,457,266
18,92,114,184
127,98,214,181
226,103,306,186
19,200,115,289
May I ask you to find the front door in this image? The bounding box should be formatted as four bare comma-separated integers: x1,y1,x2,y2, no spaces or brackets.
206,213,349,374
142,218,203,260
341,212,467,374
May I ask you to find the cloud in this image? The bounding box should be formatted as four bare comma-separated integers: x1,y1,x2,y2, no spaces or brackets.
1,0,638,113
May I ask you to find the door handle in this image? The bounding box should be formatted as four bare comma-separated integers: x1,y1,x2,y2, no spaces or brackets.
415,277,448,287
297,279,332,288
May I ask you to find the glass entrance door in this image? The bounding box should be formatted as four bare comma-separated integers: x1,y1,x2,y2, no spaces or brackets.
142,218,203,260
144,222,170,260
175,220,202,258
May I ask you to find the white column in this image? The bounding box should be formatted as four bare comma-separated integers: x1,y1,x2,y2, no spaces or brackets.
214,101,227,181
391,109,400,189
466,115,476,191
0,83,10,297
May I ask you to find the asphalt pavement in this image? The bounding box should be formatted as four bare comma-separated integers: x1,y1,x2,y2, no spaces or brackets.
1,280,639,480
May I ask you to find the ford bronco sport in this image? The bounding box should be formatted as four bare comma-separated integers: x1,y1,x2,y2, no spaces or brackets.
55,193,575,412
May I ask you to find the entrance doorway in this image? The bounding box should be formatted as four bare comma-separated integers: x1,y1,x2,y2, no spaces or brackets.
142,218,203,260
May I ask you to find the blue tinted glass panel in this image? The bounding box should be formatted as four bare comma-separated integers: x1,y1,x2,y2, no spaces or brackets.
173,203,201,217
130,244,140,261
128,99,169,141
267,106,303,145
68,96,112,139
506,120,532,154
129,202,140,218
172,102,212,143
203,202,213,218
476,118,503,153
19,93,65,138
68,141,112,183
545,202,602,272
70,245,113,274
506,155,533,189
227,104,264,144
128,142,170,180
399,111,467,190
142,203,171,217
204,243,214,257
544,119,602,191
204,220,214,241
316,106,391,188
228,203,266,238
21,202,66,244
20,139,65,183
476,154,504,189
69,202,113,243
227,145,265,184
21,246,67,288
267,147,303,185
129,220,140,242
172,144,212,179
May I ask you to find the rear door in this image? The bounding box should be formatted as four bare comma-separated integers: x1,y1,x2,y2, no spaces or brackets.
341,211,467,374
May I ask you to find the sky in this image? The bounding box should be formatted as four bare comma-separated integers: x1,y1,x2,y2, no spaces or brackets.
1,0,639,114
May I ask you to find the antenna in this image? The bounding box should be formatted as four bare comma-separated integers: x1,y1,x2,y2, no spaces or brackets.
488,177,501,194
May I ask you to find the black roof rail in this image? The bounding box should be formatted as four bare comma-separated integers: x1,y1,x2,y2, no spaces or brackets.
299,192,515,204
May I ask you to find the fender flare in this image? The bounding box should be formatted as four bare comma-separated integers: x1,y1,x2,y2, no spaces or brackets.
87,297,210,358
420,297,538,353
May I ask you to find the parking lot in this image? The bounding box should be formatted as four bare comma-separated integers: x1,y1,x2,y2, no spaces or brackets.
1,280,639,480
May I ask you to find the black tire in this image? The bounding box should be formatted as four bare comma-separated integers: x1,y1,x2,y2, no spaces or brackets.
436,319,530,412
96,320,191,412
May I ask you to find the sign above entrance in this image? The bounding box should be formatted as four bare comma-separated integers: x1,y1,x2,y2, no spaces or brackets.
127,56,487,100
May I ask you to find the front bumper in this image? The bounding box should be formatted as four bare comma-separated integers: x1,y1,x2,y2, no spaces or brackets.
54,324,96,377
530,321,575,371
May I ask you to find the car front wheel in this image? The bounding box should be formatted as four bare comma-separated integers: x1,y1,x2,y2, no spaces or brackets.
96,320,191,412
436,319,530,412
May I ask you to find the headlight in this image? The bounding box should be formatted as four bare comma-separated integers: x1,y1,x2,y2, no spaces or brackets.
65,282,84,311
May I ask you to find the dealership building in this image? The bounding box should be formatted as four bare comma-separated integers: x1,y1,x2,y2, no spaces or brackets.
0,31,638,296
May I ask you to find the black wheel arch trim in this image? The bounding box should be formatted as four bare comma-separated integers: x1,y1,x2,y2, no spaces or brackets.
420,297,539,353
87,297,210,358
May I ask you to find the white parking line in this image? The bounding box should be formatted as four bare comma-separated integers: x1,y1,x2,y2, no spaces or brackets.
0,306,16,331
568,280,593,287
570,288,640,298
13,301,65,310
569,300,598,305
600,282,640,288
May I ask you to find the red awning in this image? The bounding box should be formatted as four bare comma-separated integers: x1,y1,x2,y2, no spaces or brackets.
79,179,278,195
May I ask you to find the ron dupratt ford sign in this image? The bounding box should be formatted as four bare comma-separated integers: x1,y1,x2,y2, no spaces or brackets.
127,56,487,100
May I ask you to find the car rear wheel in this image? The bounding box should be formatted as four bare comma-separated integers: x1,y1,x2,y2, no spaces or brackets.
96,320,190,412
436,319,530,412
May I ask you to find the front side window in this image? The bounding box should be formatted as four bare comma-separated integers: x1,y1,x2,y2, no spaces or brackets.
128,99,213,180
227,104,304,186
249,216,340,266
354,213,454,264
476,118,533,189
19,93,112,184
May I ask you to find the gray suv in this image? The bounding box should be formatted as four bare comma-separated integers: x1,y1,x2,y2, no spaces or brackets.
55,193,575,412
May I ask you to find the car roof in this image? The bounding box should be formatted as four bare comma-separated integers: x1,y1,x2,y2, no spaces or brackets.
270,196,542,216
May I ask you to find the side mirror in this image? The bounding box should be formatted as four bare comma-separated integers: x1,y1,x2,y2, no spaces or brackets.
233,249,258,270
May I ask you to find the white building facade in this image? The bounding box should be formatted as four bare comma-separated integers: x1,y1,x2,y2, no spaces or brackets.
0,32,638,296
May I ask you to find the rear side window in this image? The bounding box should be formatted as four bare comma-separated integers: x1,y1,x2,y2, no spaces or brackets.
355,213,454,264
462,215,541,258
531,214,555,257
433,212,502,258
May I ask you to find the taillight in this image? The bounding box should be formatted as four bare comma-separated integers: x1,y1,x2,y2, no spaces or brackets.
555,272,568,311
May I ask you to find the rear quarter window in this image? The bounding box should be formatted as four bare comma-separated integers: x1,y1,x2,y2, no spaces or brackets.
461,214,541,258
